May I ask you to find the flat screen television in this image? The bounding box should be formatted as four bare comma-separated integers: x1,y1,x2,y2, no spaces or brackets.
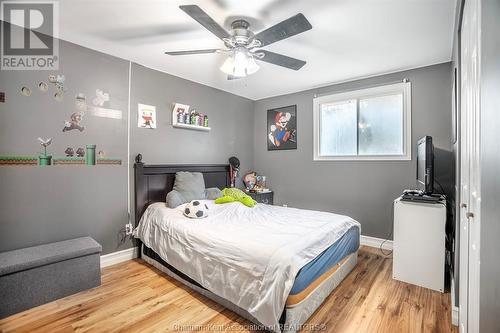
417,136,434,194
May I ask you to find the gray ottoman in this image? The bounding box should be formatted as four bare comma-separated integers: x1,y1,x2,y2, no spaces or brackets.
0,237,102,319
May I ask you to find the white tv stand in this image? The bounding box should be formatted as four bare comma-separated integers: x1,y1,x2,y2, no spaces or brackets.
393,196,446,292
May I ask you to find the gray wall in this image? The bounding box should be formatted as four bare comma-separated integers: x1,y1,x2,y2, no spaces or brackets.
0,39,130,254
0,38,254,255
129,63,254,220
0,29,453,257
479,0,500,331
253,63,453,239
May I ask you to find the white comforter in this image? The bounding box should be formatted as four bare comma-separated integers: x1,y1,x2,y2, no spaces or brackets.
133,200,360,331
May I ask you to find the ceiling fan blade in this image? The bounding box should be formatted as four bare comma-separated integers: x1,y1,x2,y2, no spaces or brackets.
165,49,219,55
254,13,312,47
256,50,306,70
179,5,230,40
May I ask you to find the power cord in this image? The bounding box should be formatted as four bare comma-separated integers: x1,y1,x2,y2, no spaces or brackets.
379,203,394,258
379,231,393,257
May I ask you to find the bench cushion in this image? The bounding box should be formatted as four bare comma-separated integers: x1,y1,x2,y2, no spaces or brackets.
0,237,102,276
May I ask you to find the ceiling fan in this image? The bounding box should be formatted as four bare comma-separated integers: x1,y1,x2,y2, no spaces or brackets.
165,5,312,79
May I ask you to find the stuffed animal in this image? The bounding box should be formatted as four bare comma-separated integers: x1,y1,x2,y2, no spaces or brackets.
215,188,257,208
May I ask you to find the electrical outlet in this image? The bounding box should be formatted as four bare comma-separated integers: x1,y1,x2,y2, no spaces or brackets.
125,223,133,236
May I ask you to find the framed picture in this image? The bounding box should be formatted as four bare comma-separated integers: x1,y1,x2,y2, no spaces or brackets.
138,103,157,129
267,105,297,151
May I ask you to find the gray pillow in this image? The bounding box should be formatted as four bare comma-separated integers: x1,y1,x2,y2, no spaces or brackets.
166,190,186,208
166,172,206,208
205,187,222,200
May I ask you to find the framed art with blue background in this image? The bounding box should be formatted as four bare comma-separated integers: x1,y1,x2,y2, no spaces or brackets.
267,105,297,151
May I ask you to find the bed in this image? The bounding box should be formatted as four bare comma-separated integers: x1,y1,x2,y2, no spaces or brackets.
133,155,360,333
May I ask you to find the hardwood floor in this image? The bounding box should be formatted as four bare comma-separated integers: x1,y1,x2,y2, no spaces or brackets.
0,246,457,333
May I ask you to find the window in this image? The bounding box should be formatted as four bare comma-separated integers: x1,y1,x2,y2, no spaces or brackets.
313,82,411,161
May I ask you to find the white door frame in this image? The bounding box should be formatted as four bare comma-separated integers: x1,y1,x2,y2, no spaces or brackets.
459,0,482,331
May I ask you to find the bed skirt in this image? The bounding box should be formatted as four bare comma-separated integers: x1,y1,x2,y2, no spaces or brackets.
141,245,357,333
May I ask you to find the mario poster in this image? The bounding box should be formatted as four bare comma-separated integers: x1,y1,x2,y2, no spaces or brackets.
267,105,297,150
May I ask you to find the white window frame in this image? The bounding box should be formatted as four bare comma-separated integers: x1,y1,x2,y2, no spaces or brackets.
313,82,412,161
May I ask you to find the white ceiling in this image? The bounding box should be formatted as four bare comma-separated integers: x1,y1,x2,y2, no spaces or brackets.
56,0,456,100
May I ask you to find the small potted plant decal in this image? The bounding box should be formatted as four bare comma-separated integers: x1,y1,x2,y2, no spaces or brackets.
37,137,53,166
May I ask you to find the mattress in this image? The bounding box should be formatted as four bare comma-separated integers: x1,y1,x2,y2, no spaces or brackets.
290,226,360,296
134,200,360,331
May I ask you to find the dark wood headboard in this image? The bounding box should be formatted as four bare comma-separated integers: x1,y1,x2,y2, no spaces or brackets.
133,154,230,227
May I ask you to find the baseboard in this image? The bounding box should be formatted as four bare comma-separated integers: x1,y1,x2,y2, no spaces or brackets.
100,247,138,268
360,235,393,250
451,277,459,326
452,305,459,326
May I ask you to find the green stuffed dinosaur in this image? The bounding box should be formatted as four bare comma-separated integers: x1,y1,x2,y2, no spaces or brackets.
215,188,257,207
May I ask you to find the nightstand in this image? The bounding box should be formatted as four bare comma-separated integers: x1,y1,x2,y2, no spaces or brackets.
246,191,274,205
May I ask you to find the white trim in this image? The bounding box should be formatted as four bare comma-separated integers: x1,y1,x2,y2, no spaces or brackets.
313,82,412,161
451,277,459,326
452,305,459,327
100,247,138,268
127,61,132,221
360,235,393,250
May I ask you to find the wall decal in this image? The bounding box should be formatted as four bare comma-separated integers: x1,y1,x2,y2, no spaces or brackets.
54,92,64,102
138,104,156,129
1,73,123,168
86,145,96,165
75,93,86,110
38,82,48,92
62,111,85,132
267,105,297,151
0,142,122,167
76,147,85,157
37,137,53,166
53,158,84,165
48,74,66,92
73,92,122,119
89,106,122,119
93,89,110,107
21,87,31,96
65,147,74,157
0,156,38,165
55,76,65,91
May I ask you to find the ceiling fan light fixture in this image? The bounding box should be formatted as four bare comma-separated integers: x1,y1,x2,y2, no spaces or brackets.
220,56,235,75
246,54,260,75
219,48,259,78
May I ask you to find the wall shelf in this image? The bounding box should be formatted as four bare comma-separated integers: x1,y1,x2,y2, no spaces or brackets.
172,123,211,131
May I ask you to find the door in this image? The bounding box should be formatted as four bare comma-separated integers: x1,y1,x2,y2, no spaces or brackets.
459,0,481,332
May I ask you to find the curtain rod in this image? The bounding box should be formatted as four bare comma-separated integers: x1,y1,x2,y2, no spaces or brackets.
313,78,410,99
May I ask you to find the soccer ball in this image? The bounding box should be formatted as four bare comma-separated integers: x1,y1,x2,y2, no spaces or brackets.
183,200,209,219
